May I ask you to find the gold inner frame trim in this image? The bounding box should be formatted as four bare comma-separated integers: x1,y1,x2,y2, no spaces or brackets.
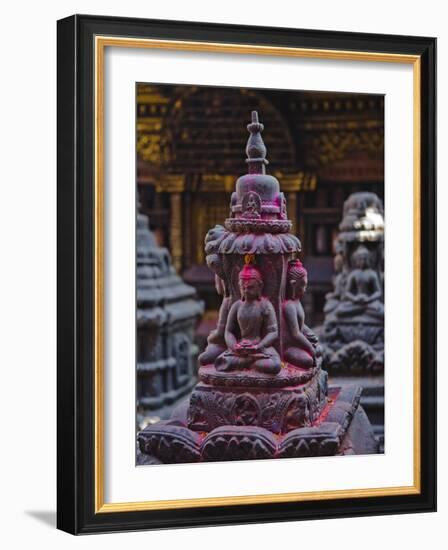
94,35,422,514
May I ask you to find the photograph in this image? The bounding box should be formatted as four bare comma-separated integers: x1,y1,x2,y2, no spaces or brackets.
135,83,385,465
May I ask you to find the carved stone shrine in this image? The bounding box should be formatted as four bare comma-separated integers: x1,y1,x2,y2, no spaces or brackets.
136,196,204,427
137,112,378,464
320,192,385,374
319,192,385,448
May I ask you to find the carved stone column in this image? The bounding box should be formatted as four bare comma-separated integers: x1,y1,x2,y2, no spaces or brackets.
169,192,183,272
286,191,297,234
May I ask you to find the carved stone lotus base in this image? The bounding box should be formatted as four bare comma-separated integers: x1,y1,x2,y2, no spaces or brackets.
323,341,384,374
188,365,328,434
198,363,316,387
323,316,384,346
137,384,378,463
321,318,384,374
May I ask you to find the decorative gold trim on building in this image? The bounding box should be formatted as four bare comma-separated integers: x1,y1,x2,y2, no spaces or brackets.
155,174,185,193
275,172,317,192
170,192,183,271
200,174,236,192
94,35,422,514
286,191,298,233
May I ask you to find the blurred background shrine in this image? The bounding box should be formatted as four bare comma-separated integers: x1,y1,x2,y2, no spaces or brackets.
136,83,384,347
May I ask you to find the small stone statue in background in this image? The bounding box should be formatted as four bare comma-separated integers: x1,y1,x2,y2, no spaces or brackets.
333,245,383,321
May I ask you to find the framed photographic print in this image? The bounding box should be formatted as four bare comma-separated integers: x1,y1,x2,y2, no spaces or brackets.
57,14,436,534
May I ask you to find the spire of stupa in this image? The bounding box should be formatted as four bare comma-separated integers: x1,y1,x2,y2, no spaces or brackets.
246,111,269,175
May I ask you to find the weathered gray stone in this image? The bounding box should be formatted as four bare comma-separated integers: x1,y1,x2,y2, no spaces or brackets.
136,196,204,426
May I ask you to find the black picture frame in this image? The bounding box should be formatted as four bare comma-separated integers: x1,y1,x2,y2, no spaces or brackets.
57,14,436,535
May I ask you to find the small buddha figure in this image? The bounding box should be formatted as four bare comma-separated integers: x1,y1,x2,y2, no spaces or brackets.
215,263,281,374
241,191,261,219
282,260,315,369
334,245,384,320
198,274,231,366
246,193,257,213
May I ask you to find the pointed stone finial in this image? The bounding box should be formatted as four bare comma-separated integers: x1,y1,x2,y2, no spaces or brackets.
246,111,268,174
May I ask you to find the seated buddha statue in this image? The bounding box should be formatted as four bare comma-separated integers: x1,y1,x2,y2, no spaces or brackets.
333,245,384,320
282,260,315,369
215,263,281,374
198,274,231,366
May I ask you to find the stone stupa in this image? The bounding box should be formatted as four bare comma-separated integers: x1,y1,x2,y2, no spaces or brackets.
136,194,204,428
137,112,378,463
319,191,385,448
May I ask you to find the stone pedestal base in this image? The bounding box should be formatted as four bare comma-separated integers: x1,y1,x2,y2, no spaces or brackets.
188,365,328,434
137,384,378,464
330,375,384,452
